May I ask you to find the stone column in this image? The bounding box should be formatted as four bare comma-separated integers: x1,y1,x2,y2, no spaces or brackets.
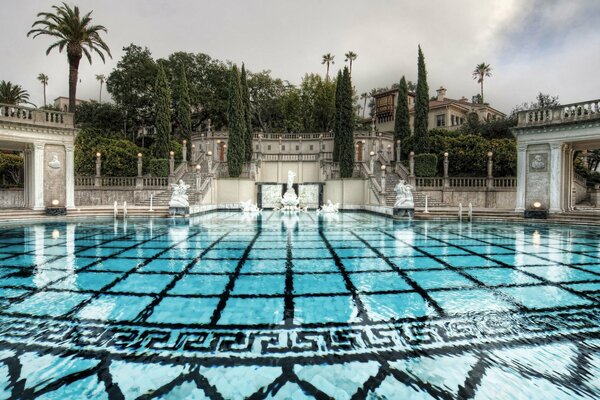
33,143,45,210
369,151,375,175
487,151,494,189
380,165,386,191
182,140,188,163
515,143,527,212
169,151,175,184
408,151,415,186
94,152,102,187
207,151,213,172
549,142,563,213
23,147,31,207
443,152,449,188
136,153,143,188
195,164,202,190
191,144,196,163
65,144,75,209
396,140,401,162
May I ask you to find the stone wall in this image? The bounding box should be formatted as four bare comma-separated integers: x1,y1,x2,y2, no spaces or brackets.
0,189,24,208
421,188,516,209
259,161,320,183
75,189,160,206
524,144,550,209
44,144,66,207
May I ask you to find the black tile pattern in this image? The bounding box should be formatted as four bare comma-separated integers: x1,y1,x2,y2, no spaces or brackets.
0,213,598,399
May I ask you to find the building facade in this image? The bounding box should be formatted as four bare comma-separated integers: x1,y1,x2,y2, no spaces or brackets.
373,86,506,133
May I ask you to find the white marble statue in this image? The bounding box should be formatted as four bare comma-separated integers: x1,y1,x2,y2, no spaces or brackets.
240,199,261,213
287,170,296,191
169,180,190,208
280,170,300,211
318,199,339,213
394,180,414,208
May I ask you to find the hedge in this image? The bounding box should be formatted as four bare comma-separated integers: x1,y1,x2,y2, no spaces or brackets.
149,159,170,177
414,153,438,177
401,129,516,177
0,153,23,187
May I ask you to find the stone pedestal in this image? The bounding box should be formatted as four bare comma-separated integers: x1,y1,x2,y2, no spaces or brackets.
393,207,414,218
169,207,190,217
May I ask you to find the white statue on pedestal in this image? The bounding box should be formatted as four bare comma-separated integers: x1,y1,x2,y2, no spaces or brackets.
240,199,261,213
169,180,190,208
280,170,301,211
318,199,339,213
394,180,414,208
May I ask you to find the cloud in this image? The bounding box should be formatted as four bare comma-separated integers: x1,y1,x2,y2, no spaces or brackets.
2,0,598,114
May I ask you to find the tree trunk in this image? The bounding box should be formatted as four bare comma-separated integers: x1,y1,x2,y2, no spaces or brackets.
99,81,103,103
67,44,82,113
480,79,484,104
43,84,46,107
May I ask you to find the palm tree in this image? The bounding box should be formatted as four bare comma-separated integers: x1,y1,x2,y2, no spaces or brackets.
28,3,111,112
37,73,49,107
360,92,368,118
472,62,492,104
321,53,335,80
0,81,34,106
344,51,357,74
96,74,106,103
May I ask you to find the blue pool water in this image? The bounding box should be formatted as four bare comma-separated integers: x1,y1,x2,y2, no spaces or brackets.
0,211,599,399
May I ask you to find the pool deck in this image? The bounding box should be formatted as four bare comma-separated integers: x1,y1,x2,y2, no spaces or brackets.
0,206,599,225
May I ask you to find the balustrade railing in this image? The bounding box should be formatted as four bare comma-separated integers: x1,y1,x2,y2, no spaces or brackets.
101,177,136,187
415,176,516,189
493,177,517,188
143,176,169,187
261,153,319,162
415,177,443,188
573,172,587,187
74,176,94,187
0,103,74,128
449,177,487,187
517,99,600,127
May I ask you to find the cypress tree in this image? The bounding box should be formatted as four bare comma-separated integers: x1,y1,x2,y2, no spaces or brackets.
339,67,355,178
414,46,429,153
175,65,192,160
153,63,171,159
226,65,245,177
240,64,253,161
394,76,411,145
332,70,343,162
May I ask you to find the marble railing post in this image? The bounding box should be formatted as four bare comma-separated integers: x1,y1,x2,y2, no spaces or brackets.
207,151,213,172
169,151,175,184
487,151,494,189
443,152,449,188
396,139,401,162
195,164,202,190
369,151,375,175
408,151,415,186
95,152,102,187
182,140,188,163
380,164,386,192
136,153,143,188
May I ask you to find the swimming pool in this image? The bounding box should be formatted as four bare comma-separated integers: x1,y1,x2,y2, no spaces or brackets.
0,211,598,399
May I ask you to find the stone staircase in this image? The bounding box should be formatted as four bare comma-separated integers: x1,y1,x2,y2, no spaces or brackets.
374,160,449,208
135,171,206,207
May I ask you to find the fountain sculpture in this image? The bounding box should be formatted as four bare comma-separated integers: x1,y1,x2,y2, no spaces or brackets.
279,171,303,212
393,180,414,217
318,199,339,213
240,199,261,213
169,180,190,216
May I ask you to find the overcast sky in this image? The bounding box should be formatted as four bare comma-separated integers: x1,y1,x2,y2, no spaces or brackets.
2,0,599,113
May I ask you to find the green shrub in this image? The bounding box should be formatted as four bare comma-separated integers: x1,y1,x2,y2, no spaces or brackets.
75,128,145,177
414,153,438,177
0,153,23,186
149,158,169,177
